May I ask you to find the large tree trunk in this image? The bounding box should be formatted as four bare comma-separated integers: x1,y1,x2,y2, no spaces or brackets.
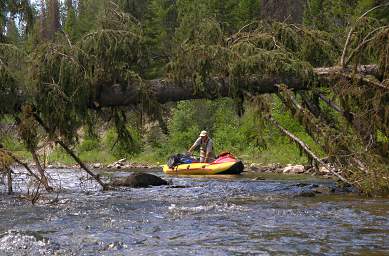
47,0,61,39
39,0,47,39
8,65,382,116
95,65,380,108
66,0,72,9
260,0,305,23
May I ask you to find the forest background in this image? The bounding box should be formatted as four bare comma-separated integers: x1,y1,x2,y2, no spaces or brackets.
0,0,388,175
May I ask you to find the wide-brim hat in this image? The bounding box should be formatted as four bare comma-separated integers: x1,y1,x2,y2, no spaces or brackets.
199,130,208,137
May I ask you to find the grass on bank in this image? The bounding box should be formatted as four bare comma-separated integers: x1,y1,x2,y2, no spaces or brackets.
1,132,320,167
1,98,325,167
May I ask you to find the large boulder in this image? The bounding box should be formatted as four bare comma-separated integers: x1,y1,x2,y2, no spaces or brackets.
111,173,169,188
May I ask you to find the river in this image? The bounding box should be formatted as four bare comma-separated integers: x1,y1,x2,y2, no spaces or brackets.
0,168,388,255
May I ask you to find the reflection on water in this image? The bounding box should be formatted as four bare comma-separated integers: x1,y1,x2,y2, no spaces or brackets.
0,168,388,255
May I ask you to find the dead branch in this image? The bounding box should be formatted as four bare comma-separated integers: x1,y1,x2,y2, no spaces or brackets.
341,73,389,91
4,150,42,182
317,93,344,114
340,3,389,67
7,168,12,195
30,149,53,192
267,116,353,185
345,25,389,66
32,113,108,190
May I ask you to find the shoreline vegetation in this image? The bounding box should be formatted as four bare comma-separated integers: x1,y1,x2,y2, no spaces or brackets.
0,97,374,191
4,98,328,174
1,0,388,196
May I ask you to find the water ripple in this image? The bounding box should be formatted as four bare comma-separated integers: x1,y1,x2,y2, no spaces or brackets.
0,168,388,255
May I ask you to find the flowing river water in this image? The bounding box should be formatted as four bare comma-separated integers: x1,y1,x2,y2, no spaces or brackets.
0,168,388,255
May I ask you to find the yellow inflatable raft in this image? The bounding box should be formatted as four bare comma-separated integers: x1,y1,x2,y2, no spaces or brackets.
162,153,244,175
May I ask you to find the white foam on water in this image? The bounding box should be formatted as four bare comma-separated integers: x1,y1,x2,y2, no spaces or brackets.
0,230,53,256
168,202,249,216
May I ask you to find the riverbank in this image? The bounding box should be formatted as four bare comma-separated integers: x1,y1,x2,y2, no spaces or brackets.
19,158,337,180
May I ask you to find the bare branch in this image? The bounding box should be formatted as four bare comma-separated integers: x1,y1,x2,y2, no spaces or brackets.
345,25,389,66
267,116,353,185
32,113,109,190
340,3,389,67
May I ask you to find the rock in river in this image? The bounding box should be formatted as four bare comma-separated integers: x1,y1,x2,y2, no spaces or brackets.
111,173,169,188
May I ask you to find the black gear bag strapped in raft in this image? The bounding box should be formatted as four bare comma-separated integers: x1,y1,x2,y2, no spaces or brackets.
167,154,196,168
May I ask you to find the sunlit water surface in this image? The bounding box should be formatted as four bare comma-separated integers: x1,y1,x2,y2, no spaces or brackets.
0,168,388,255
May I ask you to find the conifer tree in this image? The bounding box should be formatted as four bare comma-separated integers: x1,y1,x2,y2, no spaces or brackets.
6,17,20,43
64,0,76,40
47,0,61,39
235,0,261,27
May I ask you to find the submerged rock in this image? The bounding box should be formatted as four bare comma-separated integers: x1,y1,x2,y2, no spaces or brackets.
312,185,335,194
291,182,358,196
110,173,169,188
295,191,316,197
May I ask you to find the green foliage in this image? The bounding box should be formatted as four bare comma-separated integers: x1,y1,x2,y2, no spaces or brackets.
115,0,150,20
144,125,167,148
64,3,77,40
0,65,18,116
104,125,142,158
1,0,34,39
0,149,13,170
76,0,105,36
18,105,39,150
1,0,389,195
304,0,363,31
78,137,100,152
175,0,214,42
76,135,116,164
234,0,261,27
30,42,90,145
47,147,74,165
0,134,24,152
154,97,323,165
6,19,20,43
144,0,178,76
0,43,26,117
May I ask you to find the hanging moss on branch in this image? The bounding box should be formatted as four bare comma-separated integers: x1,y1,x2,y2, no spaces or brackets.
30,42,90,145
0,43,27,116
28,4,155,149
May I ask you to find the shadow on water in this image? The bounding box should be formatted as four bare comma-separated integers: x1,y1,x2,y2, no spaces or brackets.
0,168,388,255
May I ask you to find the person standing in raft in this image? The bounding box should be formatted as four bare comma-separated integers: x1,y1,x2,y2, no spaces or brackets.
187,130,214,163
